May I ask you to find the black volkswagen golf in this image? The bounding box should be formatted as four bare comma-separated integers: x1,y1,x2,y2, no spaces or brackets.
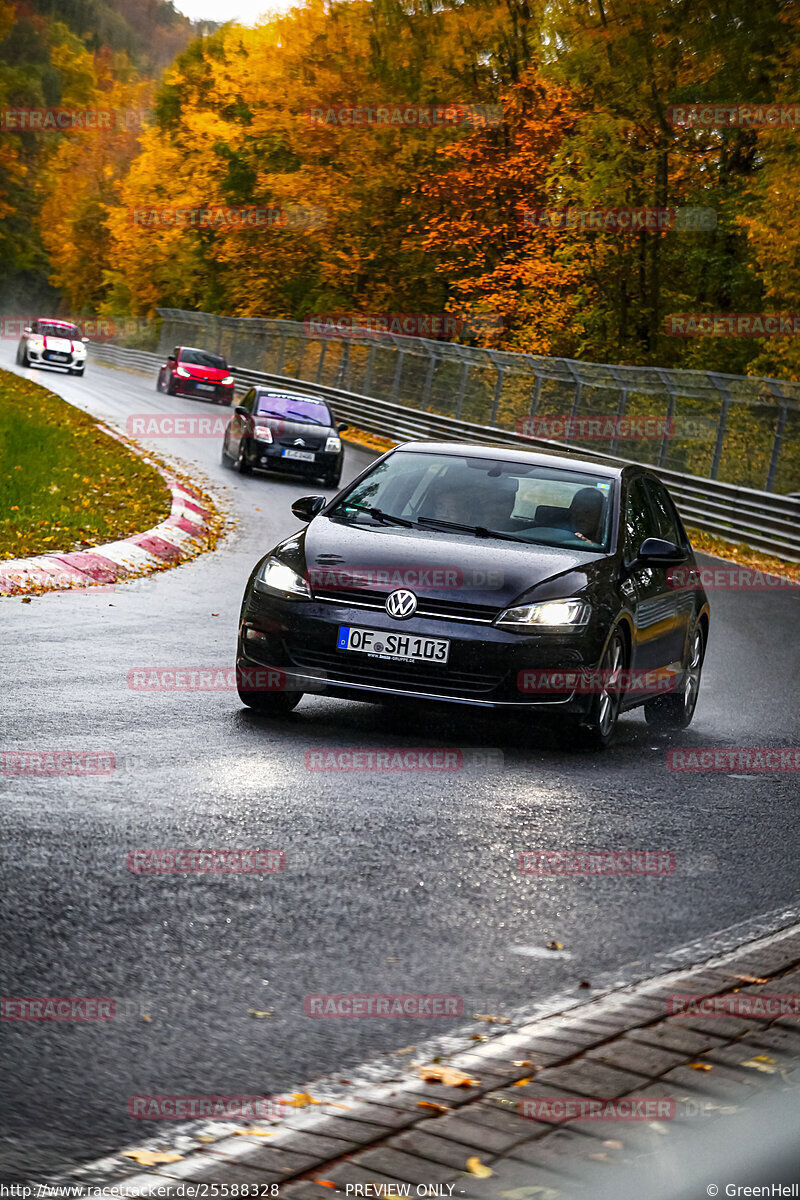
222,386,348,488
236,442,710,747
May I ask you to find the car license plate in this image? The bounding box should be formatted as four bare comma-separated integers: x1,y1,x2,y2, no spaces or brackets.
337,625,450,663
197,383,215,392
283,448,315,462
47,353,68,361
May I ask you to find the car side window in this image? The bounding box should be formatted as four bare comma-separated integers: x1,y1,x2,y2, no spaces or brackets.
623,477,660,561
644,478,681,545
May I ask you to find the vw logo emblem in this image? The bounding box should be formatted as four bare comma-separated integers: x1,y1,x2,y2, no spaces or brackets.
385,589,417,620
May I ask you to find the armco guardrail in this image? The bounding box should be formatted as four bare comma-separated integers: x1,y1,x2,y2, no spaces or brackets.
88,341,800,560
156,308,800,496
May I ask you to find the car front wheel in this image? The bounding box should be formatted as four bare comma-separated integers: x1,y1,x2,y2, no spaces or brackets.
572,628,626,750
236,440,252,474
237,682,302,714
645,625,705,732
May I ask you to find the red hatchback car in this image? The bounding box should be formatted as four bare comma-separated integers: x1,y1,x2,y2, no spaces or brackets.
157,346,235,404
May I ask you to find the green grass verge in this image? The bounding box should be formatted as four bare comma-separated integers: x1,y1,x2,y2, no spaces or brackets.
1,369,172,559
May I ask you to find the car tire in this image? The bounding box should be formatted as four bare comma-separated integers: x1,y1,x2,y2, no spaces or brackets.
69,367,85,376
166,374,177,395
237,684,302,714
19,346,29,367
157,370,165,392
645,624,705,732
572,628,626,750
236,440,252,474
221,430,235,466
323,470,342,489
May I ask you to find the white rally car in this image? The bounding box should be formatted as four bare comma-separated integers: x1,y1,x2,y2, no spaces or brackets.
16,318,88,375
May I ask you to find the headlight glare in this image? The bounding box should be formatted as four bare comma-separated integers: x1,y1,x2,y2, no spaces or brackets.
495,598,591,631
253,557,311,599
221,375,234,385
175,366,191,377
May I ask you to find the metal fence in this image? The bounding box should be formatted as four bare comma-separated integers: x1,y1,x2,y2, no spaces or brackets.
155,308,800,495
87,341,800,560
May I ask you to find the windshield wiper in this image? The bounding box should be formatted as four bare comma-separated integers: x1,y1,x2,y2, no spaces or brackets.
286,409,325,424
340,502,414,528
417,516,529,543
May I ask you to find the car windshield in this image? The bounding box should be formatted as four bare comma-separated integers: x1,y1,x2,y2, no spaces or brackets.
38,323,79,339
255,394,333,426
180,349,226,368
329,450,616,551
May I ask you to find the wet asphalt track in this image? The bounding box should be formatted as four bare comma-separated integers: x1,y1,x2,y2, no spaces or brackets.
1,352,798,1180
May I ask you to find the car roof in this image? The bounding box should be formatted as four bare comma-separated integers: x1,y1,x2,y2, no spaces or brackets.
178,345,223,354
37,318,76,325
394,440,627,478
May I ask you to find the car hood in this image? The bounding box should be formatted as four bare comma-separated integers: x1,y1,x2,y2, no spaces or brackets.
180,364,229,380
293,518,606,608
41,333,80,351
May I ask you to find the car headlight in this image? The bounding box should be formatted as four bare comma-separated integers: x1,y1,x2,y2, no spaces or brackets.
221,375,234,385
494,598,591,631
29,338,44,349
325,436,342,453
252,424,273,442
74,343,86,355
253,557,311,599
175,366,191,377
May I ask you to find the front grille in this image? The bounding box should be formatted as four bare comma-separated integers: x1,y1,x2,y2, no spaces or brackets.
287,645,503,696
312,588,499,624
278,435,326,451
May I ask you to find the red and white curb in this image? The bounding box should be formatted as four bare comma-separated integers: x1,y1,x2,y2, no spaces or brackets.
0,475,216,596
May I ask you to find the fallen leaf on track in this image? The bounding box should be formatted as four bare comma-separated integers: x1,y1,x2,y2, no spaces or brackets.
395,1045,416,1054
417,1101,450,1113
234,1129,277,1137
733,974,769,984
511,1060,533,1068
741,1057,777,1073
689,1063,713,1071
123,1150,183,1166
474,1014,512,1025
419,1065,480,1087
465,1157,492,1177
247,1009,273,1018
512,1077,534,1086
546,941,563,951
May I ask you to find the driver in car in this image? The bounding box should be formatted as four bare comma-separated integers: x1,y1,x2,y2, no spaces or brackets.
569,486,605,543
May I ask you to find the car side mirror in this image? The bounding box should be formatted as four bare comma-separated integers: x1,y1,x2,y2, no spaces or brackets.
637,537,686,565
291,495,326,522
23,327,32,335
234,405,250,417
337,422,349,433
81,336,89,343
167,356,176,363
